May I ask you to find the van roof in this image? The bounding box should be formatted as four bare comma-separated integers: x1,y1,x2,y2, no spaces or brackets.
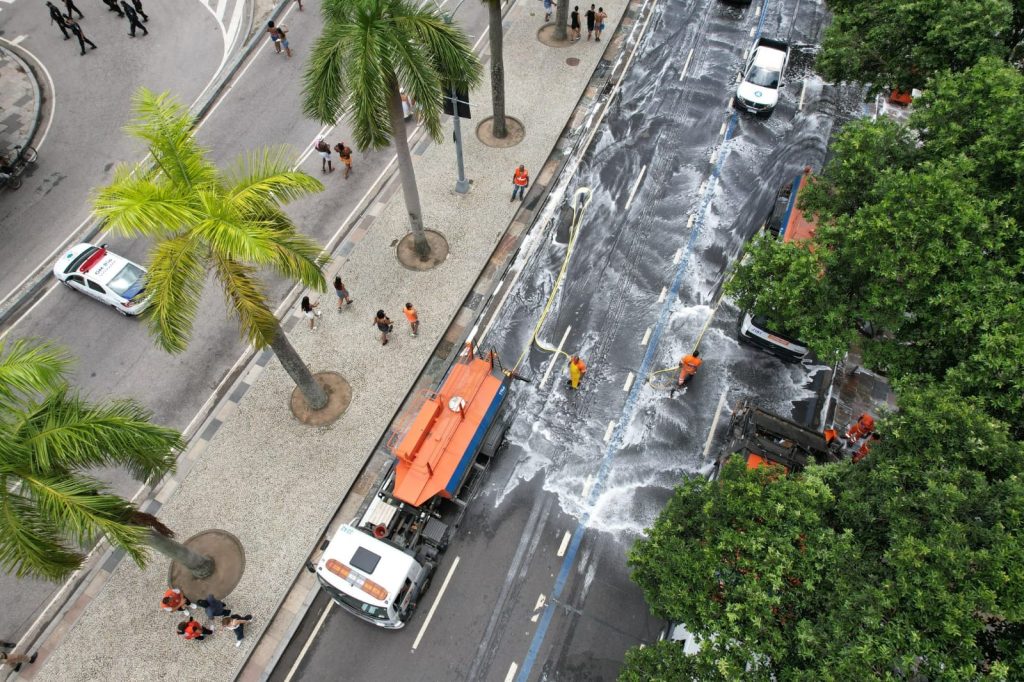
317,525,418,605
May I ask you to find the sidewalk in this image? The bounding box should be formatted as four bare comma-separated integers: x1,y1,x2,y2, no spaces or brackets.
27,1,631,679
0,46,41,153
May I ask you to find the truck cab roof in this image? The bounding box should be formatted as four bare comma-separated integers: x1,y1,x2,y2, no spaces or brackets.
317,524,418,608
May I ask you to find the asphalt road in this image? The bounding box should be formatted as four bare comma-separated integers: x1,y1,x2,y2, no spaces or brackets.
269,0,863,679
0,0,490,646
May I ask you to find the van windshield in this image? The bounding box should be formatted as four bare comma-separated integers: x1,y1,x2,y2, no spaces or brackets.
751,315,801,343
319,578,391,622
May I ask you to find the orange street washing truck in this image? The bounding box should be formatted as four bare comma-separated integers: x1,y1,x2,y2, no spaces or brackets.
313,345,512,629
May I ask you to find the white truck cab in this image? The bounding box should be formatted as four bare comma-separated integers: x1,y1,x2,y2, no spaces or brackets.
315,524,426,629
735,37,790,117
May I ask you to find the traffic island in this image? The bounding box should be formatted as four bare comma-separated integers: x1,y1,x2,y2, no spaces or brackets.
167,530,245,600
477,116,526,148
397,230,449,270
289,371,352,426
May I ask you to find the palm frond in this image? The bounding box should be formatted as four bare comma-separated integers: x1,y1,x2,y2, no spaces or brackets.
303,23,357,125
126,88,216,189
15,389,180,483
210,254,279,349
0,492,84,580
93,166,199,239
142,235,209,354
0,339,72,412
226,146,325,208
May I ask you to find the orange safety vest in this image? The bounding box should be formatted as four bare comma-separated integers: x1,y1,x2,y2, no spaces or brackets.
570,357,587,374
513,168,529,187
162,589,183,611
680,355,702,376
184,621,203,640
404,307,418,323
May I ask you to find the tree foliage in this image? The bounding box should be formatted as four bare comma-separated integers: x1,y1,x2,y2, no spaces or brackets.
728,60,1024,429
816,0,1016,91
624,384,1024,680
0,339,181,581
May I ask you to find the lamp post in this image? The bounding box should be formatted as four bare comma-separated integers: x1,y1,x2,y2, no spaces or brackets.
442,0,471,194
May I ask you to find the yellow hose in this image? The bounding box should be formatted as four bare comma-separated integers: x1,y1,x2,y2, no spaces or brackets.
512,187,593,373
646,281,729,388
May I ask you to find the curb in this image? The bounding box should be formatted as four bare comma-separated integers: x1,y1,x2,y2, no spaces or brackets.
0,44,43,155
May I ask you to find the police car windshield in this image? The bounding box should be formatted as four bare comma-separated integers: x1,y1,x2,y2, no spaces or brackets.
747,67,780,88
107,263,144,296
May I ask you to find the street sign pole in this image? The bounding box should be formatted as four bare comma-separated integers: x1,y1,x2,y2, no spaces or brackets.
451,86,470,194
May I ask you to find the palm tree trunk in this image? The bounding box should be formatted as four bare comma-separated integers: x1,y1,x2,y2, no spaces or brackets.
146,529,214,580
555,0,570,40
488,0,507,139
268,319,327,409
388,81,431,259
270,321,328,410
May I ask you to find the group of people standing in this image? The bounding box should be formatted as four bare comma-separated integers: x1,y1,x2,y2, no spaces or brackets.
569,4,607,42
46,0,150,56
161,588,254,647
313,137,354,178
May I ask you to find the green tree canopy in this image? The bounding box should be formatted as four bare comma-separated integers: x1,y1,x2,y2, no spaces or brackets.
0,339,181,581
816,0,1015,91
624,384,1024,680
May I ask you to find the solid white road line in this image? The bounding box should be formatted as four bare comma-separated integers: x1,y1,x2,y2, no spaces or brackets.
678,48,694,81
687,214,695,228
504,663,519,682
412,556,460,651
623,371,635,393
531,593,547,622
623,164,646,210
673,248,682,265
603,421,615,443
557,531,572,557
718,121,726,136
640,327,651,346
658,286,667,303
540,325,573,389
284,601,334,682
749,26,756,37
754,5,761,17
702,390,729,458
798,80,807,111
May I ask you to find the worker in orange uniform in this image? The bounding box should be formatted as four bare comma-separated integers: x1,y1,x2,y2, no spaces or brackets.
404,302,419,337
511,164,529,202
567,355,587,390
160,587,193,613
852,433,880,463
845,413,875,443
677,350,702,386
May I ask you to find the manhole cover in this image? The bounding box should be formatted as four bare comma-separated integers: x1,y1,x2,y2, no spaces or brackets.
566,57,581,66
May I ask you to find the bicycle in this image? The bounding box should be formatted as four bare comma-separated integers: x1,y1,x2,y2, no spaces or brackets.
0,145,38,190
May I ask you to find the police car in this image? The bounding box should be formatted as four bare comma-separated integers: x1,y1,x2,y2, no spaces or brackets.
52,243,150,316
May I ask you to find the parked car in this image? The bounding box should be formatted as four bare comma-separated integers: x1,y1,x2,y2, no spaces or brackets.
53,243,150,316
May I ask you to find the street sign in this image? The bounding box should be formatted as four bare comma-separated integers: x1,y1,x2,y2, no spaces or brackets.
443,85,471,119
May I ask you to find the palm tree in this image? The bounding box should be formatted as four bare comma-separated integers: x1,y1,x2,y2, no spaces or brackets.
0,338,212,581
483,0,508,138
94,89,332,410
303,0,482,259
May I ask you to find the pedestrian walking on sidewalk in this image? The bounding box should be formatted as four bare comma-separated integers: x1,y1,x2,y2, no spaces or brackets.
373,310,393,346
334,276,353,309
177,619,212,641
301,296,321,330
121,1,147,36
542,0,556,22
0,646,38,673
567,355,587,389
130,0,148,21
570,7,581,40
160,587,194,613
595,7,607,40
295,0,304,9
196,594,231,620
47,2,71,39
103,0,125,17
585,4,596,40
511,165,529,201
63,0,84,19
267,21,291,58
404,303,419,337
334,142,353,178
221,614,253,646
66,18,97,54
315,138,333,173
